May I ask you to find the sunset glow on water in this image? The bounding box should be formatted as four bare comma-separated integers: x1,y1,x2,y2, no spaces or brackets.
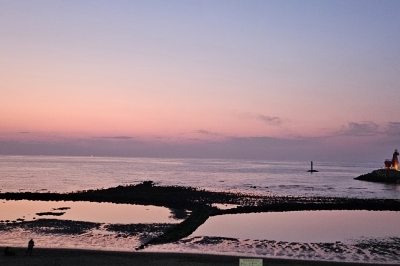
1,156,397,198
0,156,399,264
0,200,183,224
191,211,400,243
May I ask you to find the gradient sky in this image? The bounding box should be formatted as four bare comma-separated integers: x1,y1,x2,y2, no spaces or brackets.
1,0,400,162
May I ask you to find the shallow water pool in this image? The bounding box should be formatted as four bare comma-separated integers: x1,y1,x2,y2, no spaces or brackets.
190,210,400,243
0,200,184,224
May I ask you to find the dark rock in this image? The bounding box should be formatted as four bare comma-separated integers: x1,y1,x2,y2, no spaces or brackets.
355,169,400,183
36,212,65,216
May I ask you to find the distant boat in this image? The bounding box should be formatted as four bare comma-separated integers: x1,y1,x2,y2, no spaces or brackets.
307,161,318,173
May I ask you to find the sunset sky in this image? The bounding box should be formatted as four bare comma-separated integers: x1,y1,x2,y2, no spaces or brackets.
1,0,400,162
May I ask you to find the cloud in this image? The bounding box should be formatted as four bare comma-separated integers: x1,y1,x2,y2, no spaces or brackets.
375,122,400,146
334,121,380,136
256,115,282,126
3,121,400,162
328,121,400,140
97,136,134,140
385,122,400,136
0,133,390,162
195,129,223,136
234,111,282,126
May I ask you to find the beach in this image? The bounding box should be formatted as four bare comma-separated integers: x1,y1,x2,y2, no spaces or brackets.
1,181,400,264
1,158,399,264
0,248,396,266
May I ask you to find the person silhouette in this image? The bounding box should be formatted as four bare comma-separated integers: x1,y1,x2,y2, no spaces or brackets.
26,239,34,255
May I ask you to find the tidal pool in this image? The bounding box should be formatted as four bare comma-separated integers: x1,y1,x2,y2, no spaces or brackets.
190,210,400,243
0,200,185,224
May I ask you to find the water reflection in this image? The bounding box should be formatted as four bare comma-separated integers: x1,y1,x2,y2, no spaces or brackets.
0,200,185,224
191,210,400,243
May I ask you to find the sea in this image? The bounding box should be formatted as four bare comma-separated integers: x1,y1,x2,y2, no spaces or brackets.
1,155,400,264
0,155,398,198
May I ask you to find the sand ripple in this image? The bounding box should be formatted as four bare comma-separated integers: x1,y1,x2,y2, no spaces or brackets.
145,236,400,264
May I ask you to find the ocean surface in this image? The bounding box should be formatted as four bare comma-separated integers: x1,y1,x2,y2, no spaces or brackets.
1,155,400,264
0,155,398,198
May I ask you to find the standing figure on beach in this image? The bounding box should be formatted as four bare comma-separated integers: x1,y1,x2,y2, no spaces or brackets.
26,239,34,256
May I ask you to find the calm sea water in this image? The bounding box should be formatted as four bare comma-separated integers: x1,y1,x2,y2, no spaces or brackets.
1,155,400,263
0,155,398,199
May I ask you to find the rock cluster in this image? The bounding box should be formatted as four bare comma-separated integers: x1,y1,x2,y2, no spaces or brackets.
355,169,400,183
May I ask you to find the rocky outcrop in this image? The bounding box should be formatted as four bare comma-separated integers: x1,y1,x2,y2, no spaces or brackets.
355,169,400,183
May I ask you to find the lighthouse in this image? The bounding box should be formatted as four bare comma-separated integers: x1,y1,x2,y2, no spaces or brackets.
393,149,399,170
384,149,399,170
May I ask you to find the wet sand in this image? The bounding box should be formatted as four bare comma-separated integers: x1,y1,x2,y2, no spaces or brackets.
0,247,395,266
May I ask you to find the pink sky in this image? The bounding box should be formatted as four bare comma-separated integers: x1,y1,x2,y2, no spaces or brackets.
1,1,400,161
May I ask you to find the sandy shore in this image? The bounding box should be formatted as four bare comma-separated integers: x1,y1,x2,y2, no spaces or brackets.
0,247,396,266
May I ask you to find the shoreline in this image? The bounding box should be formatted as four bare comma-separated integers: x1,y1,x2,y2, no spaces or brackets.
1,182,400,264
0,247,396,266
2,182,400,248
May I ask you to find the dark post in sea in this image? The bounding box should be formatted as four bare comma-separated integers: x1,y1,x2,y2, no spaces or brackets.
307,161,318,173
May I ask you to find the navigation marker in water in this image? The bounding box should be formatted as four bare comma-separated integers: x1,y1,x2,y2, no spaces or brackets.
307,161,318,173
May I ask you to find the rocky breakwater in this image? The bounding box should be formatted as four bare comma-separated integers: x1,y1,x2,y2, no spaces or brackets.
355,169,400,183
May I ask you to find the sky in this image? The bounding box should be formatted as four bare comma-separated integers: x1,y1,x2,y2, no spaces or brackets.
1,0,400,162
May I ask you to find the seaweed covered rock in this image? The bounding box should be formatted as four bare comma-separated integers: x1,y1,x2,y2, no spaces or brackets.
355,169,400,183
